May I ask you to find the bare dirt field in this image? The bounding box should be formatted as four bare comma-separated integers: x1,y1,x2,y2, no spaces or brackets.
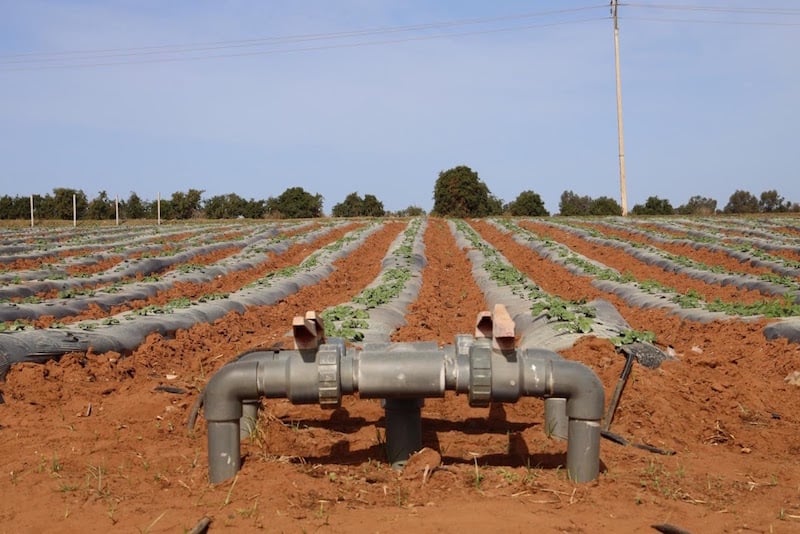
1,216,799,533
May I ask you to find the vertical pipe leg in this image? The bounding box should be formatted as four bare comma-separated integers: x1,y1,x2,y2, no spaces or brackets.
208,421,242,484
566,419,601,483
384,398,423,469
240,401,260,439
544,398,569,440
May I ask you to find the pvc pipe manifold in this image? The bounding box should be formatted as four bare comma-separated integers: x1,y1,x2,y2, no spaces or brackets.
201,306,604,484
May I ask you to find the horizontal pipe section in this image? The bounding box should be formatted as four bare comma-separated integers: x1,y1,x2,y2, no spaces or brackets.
204,340,604,484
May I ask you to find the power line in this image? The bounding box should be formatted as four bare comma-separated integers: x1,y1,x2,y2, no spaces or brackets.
0,16,608,72
0,5,607,65
622,16,800,27
624,3,800,16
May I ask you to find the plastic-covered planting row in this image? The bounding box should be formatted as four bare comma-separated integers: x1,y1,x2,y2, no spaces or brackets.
0,221,330,321
0,222,283,283
637,217,800,258
540,219,800,300
494,220,800,344
320,218,427,344
0,221,248,259
453,221,636,352
0,223,381,378
596,218,800,281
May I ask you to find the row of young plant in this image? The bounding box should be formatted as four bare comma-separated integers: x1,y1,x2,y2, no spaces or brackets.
319,218,426,342
593,220,800,284
498,219,800,319
0,221,276,283
0,222,383,365
0,220,248,263
664,215,800,243
0,221,330,325
543,218,800,302
453,220,640,351
625,217,800,265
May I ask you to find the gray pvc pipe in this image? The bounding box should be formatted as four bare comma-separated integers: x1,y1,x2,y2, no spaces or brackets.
566,419,601,483
203,360,261,484
384,398,423,469
203,342,604,484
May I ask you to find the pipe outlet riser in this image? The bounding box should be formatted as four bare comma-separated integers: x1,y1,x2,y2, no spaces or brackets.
208,421,242,484
566,419,601,483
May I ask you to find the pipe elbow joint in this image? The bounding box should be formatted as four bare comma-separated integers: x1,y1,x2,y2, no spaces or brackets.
548,359,604,421
203,360,262,422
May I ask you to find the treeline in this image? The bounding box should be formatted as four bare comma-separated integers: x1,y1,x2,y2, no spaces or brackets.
2,171,796,220
0,187,425,221
430,165,799,217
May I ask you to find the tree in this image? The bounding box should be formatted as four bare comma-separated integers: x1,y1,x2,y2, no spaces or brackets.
0,195,31,219
507,190,549,216
125,192,148,219
676,195,717,215
169,189,205,219
331,192,364,217
361,194,385,217
759,190,790,213
44,188,87,220
433,165,498,217
558,190,592,216
205,193,251,219
631,196,674,215
331,192,385,217
266,187,323,219
86,191,115,219
590,196,623,216
723,190,759,214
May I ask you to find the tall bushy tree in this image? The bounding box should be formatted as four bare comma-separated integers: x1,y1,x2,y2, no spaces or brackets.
507,190,549,216
266,187,323,219
433,165,499,217
723,190,759,214
0,195,33,219
631,196,674,215
332,192,385,217
759,190,790,213
205,193,249,219
558,190,592,216
169,189,205,219
86,190,115,219
332,192,364,217
676,195,717,215
45,188,88,220
361,194,385,217
590,196,623,216
124,192,148,219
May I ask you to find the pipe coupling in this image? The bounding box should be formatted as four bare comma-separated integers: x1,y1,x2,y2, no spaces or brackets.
468,339,492,407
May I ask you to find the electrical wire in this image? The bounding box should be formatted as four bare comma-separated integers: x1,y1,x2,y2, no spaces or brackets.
0,4,607,66
0,15,609,72
624,3,800,16
623,16,800,27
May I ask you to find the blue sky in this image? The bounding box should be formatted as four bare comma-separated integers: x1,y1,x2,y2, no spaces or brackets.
1,1,798,214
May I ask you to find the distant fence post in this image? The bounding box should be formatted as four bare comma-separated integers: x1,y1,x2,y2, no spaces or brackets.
115,195,119,226
157,193,161,225
73,194,77,228
29,194,34,228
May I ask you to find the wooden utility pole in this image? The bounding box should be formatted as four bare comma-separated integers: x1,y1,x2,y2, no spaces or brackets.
612,0,628,216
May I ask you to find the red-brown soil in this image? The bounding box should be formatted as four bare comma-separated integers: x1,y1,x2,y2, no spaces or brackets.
1,218,800,533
